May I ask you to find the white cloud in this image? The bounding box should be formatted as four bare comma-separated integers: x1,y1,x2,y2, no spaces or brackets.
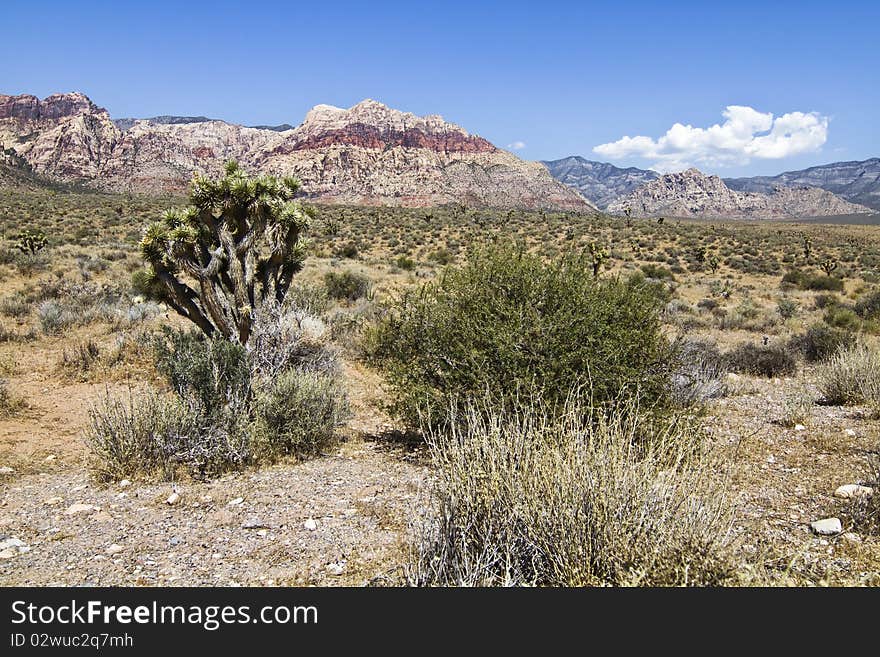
593,106,828,172
507,141,526,150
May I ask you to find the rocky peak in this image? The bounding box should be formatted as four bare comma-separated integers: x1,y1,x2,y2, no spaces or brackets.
0,92,102,121
290,99,495,154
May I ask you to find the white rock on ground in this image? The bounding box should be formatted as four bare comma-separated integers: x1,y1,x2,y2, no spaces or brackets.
65,503,100,515
165,492,180,505
303,518,318,531
834,484,873,499
810,517,842,535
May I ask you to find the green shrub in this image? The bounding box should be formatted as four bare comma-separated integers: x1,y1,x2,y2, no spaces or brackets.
823,305,861,331
854,289,880,319
152,329,251,419
723,342,797,378
640,263,675,280
805,275,844,292
89,313,349,481
324,270,371,301
251,370,350,459
427,248,452,265
777,297,799,319
395,255,417,271
787,324,856,363
407,397,733,586
369,243,676,428
782,269,844,292
814,293,840,310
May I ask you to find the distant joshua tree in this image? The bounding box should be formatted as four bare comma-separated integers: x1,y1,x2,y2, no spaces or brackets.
13,228,49,255
588,241,610,278
820,258,838,276
802,235,813,261
137,161,313,344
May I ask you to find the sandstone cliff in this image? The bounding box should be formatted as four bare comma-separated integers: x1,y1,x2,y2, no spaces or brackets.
0,93,591,211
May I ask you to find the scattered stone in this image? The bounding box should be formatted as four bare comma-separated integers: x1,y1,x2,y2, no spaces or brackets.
227,497,244,507
302,518,318,531
844,428,856,437
44,454,56,462
766,455,775,464
169,536,182,546
165,492,180,505
44,496,64,506
325,561,345,576
65,503,99,516
0,466,13,475
119,479,132,488
810,517,842,535
0,537,29,558
242,517,268,530
834,484,873,499
92,511,114,522
794,424,806,432
105,543,124,555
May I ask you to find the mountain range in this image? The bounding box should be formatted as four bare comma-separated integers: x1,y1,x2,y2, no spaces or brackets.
1,91,878,219
0,92,588,211
543,156,880,216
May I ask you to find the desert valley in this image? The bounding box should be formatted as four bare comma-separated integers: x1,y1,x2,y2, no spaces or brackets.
0,91,879,586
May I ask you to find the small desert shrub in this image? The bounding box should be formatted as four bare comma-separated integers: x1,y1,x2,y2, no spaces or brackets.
805,275,845,292
817,342,880,406
670,337,728,406
335,243,359,259
782,269,844,292
152,329,251,419
823,305,861,331
324,270,371,301
640,263,675,280
0,379,26,417
37,300,73,334
251,370,350,459
787,324,856,363
407,398,733,586
427,248,452,265
814,293,840,310
395,255,417,271
0,296,31,319
370,243,676,429
60,340,101,377
778,384,813,428
777,297,799,319
86,390,249,481
723,342,797,378
854,289,880,319
89,310,348,481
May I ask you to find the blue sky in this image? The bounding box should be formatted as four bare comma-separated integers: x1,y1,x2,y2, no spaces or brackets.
2,0,877,176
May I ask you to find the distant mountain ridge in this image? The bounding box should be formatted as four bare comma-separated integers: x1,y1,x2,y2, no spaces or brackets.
0,92,590,211
606,168,871,220
543,155,878,218
724,158,880,210
541,156,659,209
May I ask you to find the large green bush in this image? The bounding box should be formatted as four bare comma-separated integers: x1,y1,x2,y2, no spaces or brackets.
369,243,675,428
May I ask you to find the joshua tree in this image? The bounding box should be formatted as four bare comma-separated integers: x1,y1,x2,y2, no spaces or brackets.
138,161,314,344
13,228,49,255
706,253,720,274
588,241,610,278
820,258,838,276
802,235,813,261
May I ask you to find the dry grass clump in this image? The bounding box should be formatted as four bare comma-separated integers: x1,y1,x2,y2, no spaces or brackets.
406,397,735,587
818,341,880,410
